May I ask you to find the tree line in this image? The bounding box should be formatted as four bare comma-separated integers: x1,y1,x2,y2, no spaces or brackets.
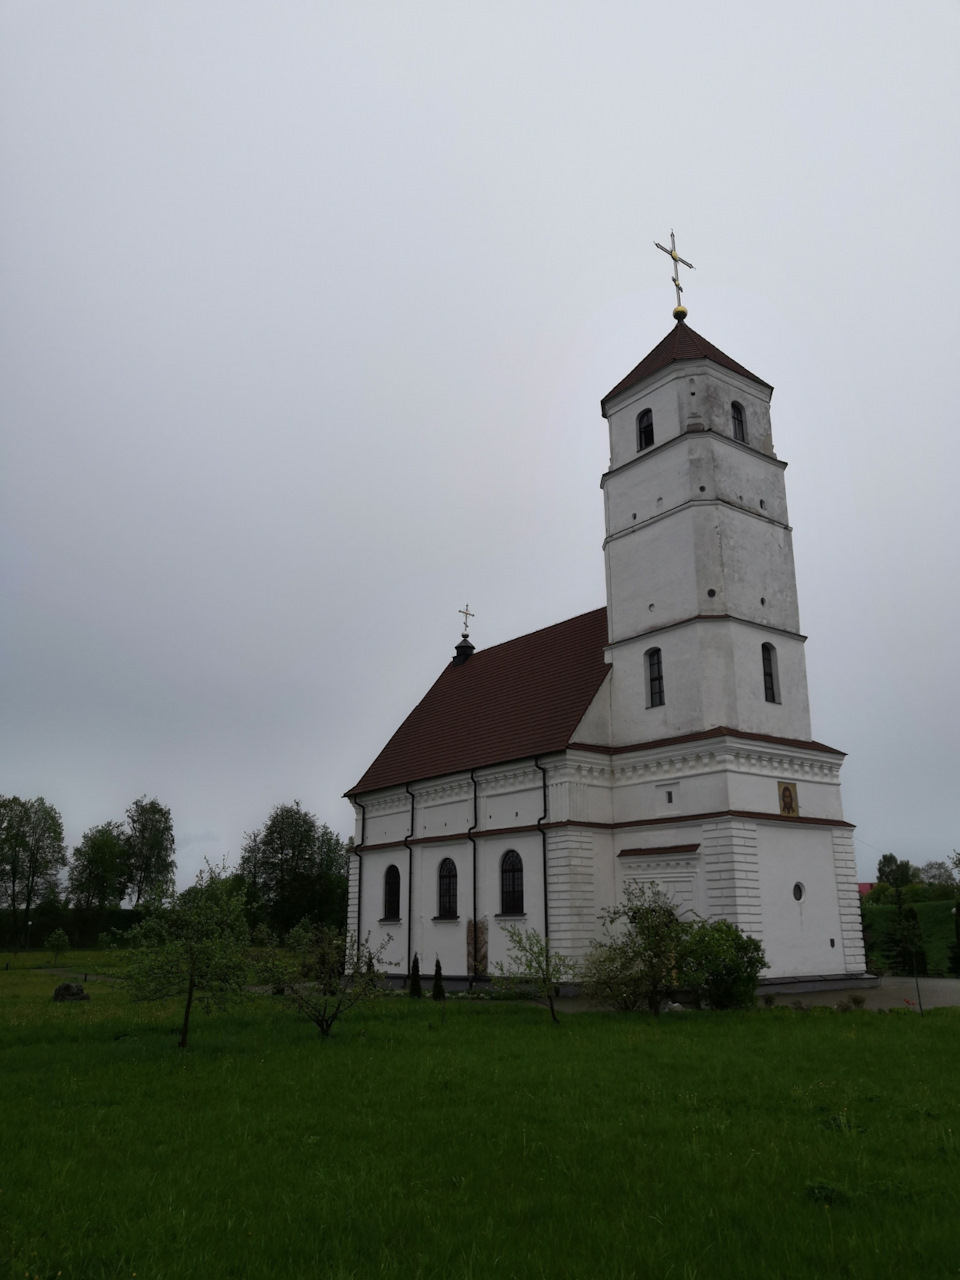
0,794,349,949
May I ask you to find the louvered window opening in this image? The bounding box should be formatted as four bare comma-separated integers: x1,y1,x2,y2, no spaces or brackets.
648,647,665,707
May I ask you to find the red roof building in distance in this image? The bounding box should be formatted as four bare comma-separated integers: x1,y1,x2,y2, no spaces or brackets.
346,310,867,990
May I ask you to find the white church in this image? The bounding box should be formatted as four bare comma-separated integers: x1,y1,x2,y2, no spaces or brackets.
346,296,867,988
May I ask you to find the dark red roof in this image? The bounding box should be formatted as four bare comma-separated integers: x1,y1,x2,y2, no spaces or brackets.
601,321,771,415
348,608,611,795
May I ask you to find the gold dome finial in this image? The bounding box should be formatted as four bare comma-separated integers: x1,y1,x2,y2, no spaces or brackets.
655,230,695,319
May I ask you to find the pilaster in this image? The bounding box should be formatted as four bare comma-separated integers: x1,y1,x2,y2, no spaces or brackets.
701,817,763,937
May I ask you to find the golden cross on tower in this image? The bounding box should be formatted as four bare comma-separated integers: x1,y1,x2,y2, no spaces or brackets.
654,230,695,321
458,603,474,634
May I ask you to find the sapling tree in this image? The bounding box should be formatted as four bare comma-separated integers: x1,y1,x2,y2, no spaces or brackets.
45,928,70,964
258,923,390,1038
431,956,445,1002
126,860,250,1049
493,924,578,1023
581,882,693,1015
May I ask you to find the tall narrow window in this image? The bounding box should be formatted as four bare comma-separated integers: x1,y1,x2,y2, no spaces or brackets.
637,408,654,451
732,402,745,442
438,858,458,919
500,850,524,915
646,647,665,707
762,643,780,703
383,864,401,920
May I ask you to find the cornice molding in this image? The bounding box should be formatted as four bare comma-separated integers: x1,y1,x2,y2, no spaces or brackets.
603,613,807,647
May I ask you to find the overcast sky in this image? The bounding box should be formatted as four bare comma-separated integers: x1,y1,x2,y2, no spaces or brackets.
1,1,958,888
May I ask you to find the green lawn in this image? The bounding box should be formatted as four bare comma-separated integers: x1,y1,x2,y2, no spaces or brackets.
2,959,959,1280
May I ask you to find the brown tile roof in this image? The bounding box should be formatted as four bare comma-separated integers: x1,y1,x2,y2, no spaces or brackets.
348,608,611,795
601,321,772,415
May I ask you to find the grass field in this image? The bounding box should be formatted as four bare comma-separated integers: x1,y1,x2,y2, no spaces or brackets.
2,956,959,1280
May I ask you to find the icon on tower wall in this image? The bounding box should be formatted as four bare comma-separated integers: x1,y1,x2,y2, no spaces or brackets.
778,782,799,817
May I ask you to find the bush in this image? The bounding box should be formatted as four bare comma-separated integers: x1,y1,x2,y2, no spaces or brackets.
581,883,766,1014
581,883,692,1015
686,918,766,1010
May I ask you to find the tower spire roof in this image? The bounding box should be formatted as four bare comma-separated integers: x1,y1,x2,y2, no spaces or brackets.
601,321,772,417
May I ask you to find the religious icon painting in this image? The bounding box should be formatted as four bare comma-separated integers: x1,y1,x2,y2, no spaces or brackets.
778,781,799,817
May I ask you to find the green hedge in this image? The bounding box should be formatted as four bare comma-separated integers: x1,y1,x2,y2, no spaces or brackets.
861,899,958,975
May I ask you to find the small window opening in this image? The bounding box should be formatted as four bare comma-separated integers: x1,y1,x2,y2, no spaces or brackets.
666,790,673,804
646,647,665,707
793,882,804,902
383,864,401,920
637,408,654,452
500,850,524,916
732,402,746,442
762,643,781,704
438,858,458,919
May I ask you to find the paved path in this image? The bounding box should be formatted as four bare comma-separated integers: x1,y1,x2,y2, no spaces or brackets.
764,976,960,1011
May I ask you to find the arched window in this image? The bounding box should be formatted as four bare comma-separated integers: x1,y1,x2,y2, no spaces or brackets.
383,864,401,920
438,858,458,919
732,402,745,442
762,643,780,704
500,850,524,915
637,408,654,452
645,647,665,707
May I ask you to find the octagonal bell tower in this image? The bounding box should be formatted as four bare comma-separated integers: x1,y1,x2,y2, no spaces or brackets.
600,321,811,747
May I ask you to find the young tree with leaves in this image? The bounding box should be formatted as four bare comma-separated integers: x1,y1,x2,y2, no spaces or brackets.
126,860,249,1049
45,928,70,964
493,925,578,1022
257,923,389,1037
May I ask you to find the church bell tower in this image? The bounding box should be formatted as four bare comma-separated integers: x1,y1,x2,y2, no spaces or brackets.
600,318,811,746
590,238,866,979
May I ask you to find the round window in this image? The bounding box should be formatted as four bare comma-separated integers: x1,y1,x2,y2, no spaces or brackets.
793,883,804,902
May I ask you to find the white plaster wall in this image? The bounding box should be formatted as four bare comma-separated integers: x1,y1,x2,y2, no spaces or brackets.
617,852,703,918
606,507,700,642
727,763,845,821
411,842,468,977
607,620,812,745
477,766,544,830
356,846,409,975
605,480,799,645
606,361,774,469
755,822,847,977
360,790,413,846
603,434,787,547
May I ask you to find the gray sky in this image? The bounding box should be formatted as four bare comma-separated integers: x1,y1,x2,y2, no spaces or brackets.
2,1,958,888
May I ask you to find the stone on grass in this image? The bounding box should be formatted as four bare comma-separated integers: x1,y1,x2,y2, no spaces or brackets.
53,983,90,1002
